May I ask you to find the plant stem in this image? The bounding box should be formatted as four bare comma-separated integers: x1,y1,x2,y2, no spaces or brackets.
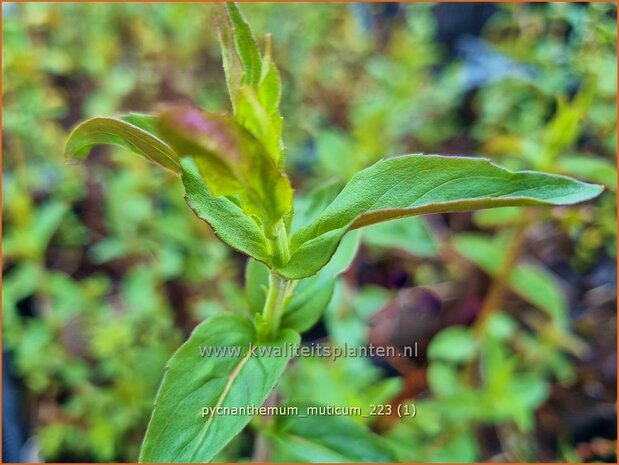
268,222,290,268
260,272,291,340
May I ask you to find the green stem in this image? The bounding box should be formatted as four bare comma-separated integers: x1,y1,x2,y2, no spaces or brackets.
268,222,290,268
260,272,291,340
257,220,293,340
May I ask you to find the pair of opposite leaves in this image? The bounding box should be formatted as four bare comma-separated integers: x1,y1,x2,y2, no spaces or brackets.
63,3,603,463
65,107,603,281
64,104,603,464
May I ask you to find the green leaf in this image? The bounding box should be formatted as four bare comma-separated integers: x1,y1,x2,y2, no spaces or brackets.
279,155,602,279
512,263,568,327
236,85,283,164
558,155,617,191
428,326,477,363
245,257,270,316
427,361,461,397
292,179,342,232
281,278,335,333
281,232,359,332
225,3,262,88
269,403,397,462
217,3,284,164
453,232,568,327
257,34,281,118
139,312,299,463
158,105,292,237
64,115,181,174
181,158,270,264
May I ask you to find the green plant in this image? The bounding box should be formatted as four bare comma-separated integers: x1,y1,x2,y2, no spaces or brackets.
63,4,603,462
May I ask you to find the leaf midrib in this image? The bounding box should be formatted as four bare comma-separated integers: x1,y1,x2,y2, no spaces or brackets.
184,345,255,461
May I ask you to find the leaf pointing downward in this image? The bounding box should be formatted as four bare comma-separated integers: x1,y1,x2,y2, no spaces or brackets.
277,154,603,279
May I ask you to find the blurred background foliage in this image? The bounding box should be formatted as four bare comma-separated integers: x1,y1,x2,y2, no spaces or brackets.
2,2,616,462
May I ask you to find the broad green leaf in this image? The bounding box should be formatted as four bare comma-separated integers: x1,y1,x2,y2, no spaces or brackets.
281,232,360,332
181,158,270,264
119,113,159,134
140,312,299,463
453,232,568,326
64,115,181,174
279,155,603,279
428,326,477,363
269,403,397,462
158,105,292,237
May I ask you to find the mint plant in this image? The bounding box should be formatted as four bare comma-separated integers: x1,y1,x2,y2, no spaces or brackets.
64,4,603,462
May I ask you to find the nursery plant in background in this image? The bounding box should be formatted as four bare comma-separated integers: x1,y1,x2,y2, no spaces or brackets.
62,4,605,462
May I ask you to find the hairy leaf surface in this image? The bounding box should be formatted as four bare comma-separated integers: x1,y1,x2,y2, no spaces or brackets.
181,158,270,263
218,3,284,163
140,312,299,463
278,155,603,279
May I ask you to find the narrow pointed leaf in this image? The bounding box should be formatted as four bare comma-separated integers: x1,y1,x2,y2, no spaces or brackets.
140,312,299,463
225,3,262,87
217,4,243,110
236,86,283,164
278,155,603,279
258,35,282,117
64,115,181,174
217,3,284,163
181,158,270,264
